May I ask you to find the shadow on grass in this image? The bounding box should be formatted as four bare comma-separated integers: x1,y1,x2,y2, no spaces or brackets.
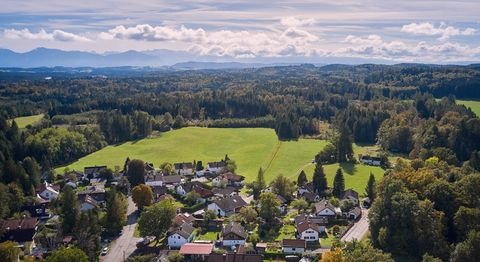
339,162,357,176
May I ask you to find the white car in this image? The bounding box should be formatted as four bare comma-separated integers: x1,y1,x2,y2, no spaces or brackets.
101,247,109,256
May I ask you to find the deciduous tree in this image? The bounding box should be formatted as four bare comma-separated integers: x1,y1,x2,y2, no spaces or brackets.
127,159,146,188
132,184,153,211
138,200,176,241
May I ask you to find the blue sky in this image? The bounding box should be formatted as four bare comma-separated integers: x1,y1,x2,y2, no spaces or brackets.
1,0,479,63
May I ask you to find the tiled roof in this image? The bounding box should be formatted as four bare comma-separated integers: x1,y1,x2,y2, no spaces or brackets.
314,200,336,214
213,195,247,213
207,253,263,262
179,243,214,255
222,222,247,239
343,188,359,200
296,221,321,234
282,239,306,248
169,222,194,239
174,162,194,170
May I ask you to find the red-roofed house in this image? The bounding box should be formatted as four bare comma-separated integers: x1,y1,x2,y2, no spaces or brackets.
180,243,214,261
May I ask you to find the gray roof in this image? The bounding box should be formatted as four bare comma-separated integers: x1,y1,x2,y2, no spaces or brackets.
343,189,359,201
213,195,247,213
160,175,182,184
222,222,247,239
174,162,194,170
314,200,336,214
169,222,194,239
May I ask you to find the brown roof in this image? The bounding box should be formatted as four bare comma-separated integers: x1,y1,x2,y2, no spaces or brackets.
169,222,194,239
0,217,38,242
207,254,263,262
294,214,328,226
222,222,247,240
208,161,226,168
174,213,196,225
343,188,359,200
222,172,244,182
179,243,214,255
314,200,336,214
282,239,306,248
160,175,182,184
193,187,214,199
296,221,321,234
212,187,238,196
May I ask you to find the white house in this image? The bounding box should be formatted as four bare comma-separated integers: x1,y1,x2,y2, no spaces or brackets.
296,222,320,242
207,195,247,217
348,207,362,220
206,161,226,174
359,155,382,166
174,162,194,176
176,182,203,196
167,222,195,249
38,181,59,201
222,222,246,247
282,239,306,254
314,200,337,218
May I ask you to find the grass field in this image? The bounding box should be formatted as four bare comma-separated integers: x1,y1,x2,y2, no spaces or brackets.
57,127,327,182
457,99,480,117
12,114,44,128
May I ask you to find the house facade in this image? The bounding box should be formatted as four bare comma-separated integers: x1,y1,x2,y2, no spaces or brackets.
296,222,320,242
207,195,247,217
222,222,247,247
282,239,306,254
174,162,194,176
38,181,59,200
167,222,195,248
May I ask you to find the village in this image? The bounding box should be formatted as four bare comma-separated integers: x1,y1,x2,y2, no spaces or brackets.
0,154,381,262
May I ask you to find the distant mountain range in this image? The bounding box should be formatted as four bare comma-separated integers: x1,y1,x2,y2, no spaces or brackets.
0,48,477,69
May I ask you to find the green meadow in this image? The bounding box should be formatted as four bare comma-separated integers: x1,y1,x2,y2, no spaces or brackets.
457,99,480,117
12,114,44,128
57,127,385,189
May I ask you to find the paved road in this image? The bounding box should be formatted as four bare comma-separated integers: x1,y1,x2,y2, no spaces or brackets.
341,209,369,242
103,197,140,262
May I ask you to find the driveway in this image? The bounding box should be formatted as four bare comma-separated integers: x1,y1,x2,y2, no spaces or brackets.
341,208,369,242
102,196,140,262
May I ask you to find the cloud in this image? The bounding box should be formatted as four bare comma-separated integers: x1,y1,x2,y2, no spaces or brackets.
99,23,321,57
280,17,316,27
4,28,91,42
401,22,476,41
337,34,480,62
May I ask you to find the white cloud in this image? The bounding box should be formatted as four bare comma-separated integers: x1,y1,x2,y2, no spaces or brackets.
401,22,476,41
4,28,91,42
280,17,316,27
99,22,321,57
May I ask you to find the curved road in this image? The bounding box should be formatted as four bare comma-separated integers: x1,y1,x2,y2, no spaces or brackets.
341,208,369,242
102,197,140,262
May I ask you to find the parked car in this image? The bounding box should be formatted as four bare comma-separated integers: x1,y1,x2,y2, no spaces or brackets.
101,247,109,256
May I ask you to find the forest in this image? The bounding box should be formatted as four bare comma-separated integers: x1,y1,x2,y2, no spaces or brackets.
0,63,480,261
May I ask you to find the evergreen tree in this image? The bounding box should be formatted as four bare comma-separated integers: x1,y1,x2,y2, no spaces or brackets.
337,126,354,162
105,189,128,235
297,170,308,187
312,162,327,195
365,172,376,201
60,186,79,234
257,168,266,189
332,168,345,198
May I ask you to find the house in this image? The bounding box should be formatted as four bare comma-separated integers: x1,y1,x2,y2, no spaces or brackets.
174,162,194,176
276,195,288,214
21,204,50,219
295,221,320,242
282,239,306,254
207,161,226,174
167,222,195,248
191,177,209,183
207,195,247,217
64,170,84,182
0,217,39,253
348,207,362,220
342,189,359,205
78,195,98,211
207,253,263,262
294,214,327,233
359,155,382,166
212,187,238,198
84,165,107,179
37,181,60,201
302,192,320,202
212,172,244,187
255,243,267,253
176,181,204,196
151,185,168,201
174,213,196,226
314,200,337,219
192,187,214,203
145,162,156,175
161,175,184,188
77,186,106,204
297,182,314,196
222,222,247,247
179,243,214,261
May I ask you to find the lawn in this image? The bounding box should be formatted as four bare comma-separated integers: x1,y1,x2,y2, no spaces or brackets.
457,99,480,117
275,224,296,241
197,231,219,241
299,143,386,195
56,127,328,182
12,114,44,128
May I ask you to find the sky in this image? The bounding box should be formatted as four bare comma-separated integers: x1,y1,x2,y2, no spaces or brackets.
1,0,480,63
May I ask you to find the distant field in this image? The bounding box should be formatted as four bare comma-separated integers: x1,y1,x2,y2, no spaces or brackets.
457,99,480,117
12,114,44,128
57,127,327,182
